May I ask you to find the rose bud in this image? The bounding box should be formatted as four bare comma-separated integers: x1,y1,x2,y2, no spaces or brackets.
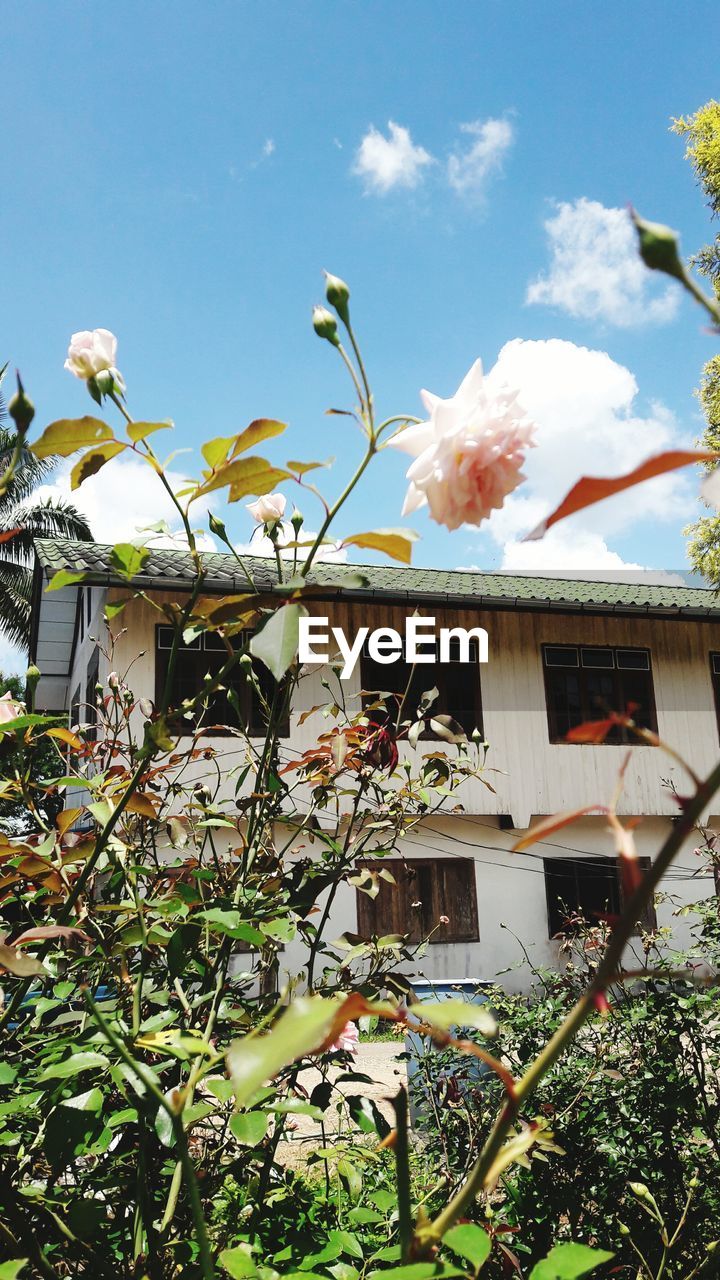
324,271,350,324
312,305,340,347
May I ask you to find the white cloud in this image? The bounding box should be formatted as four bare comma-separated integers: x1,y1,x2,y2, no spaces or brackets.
353,121,434,194
34,456,215,550
263,138,275,157
462,337,695,571
447,118,514,197
526,198,680,327
499,528,643,573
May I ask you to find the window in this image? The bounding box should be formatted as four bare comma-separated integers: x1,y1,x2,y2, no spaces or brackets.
542,645,656,743
361,635,483,738
543,854,656,937
356,858,479,943
85,648,99,742
154,626,289,737
710,654,720,740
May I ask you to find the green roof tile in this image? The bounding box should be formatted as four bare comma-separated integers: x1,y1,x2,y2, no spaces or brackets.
33,538,720,617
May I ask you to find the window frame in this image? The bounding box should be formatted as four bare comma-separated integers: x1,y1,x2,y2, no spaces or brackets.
543,853,657,938
355,857,479,944
154,625,290,739
542,643,657,744
360,636,484,740
710,653,720,743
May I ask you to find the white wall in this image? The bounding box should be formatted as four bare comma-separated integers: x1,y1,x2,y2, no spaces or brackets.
279,814,714,994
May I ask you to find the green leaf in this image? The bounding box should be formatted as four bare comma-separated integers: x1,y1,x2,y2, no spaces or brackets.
47,569,88,591
202,436,236,468
250,603,307,680
528,1244,615,1280
367,1266,463,1280
63,1088,103,1113
109,542,149,580
229,418,287,457
218,1246,258,1278
70,440,127,489
330,1230,364,1261
408,1000,496,1037
194,909,264,946
0,1261,29,1279
127,419,173,444
31,416,115,459
227,995,348,1108
38,1052,109,1081
104,598,129,620
230,1111,269,1146
194,453,289,500
342,529,419,565
445,1223,492,1270
0,1063,17,1086
154,1102,175,1148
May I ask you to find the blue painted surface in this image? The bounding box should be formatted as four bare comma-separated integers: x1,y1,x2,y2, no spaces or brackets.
404,978,492,1127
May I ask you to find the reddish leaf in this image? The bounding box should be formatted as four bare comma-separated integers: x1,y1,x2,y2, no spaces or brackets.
13,925,90,945
526,450,720,541
512,806,607,852
0,526,22,545
566,717,620,744
125,793,158,819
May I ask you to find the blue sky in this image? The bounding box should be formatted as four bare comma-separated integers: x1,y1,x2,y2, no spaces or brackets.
3,0,720,634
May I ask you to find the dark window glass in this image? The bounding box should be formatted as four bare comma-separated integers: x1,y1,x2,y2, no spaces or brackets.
542,645,656,743
361,636,483,737
355,857,479,943
544,854,656,937
710,653,720,742
155,627,289,737
85,648,99,742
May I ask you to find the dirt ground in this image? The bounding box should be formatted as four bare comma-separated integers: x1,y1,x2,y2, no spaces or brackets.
274,1041,407,1169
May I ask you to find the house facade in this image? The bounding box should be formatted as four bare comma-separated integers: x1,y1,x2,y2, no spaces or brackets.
29,538,720,992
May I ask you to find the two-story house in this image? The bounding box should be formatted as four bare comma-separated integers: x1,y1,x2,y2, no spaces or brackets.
29,538,720,991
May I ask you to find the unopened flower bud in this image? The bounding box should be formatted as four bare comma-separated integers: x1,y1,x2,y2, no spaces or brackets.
629,1182,650,1200
618,1224,630,1237
24,663,41,701
706,1241,718,1254
312,305,339,347
209,512,227,540
632,212,686,282
689,1176,700,1189
108,671,120,690
139,698,153,719
9,374,35,434
291,507,304,534
324,271,350,324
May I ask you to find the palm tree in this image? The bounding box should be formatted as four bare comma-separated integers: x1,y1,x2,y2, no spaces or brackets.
0,367,92,648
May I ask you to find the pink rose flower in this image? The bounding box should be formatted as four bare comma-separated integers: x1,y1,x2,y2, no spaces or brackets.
65,329,120,381
329,1020,359,1054
247,493,287,523
0,691,24,724
390,359,536,531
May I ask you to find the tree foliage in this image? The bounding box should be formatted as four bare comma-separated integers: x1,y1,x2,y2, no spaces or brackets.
0,367,93,649
676,102,720,580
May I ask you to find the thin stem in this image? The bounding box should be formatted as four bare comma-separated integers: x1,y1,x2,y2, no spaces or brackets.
301,440,376,576
392,1087,412,1263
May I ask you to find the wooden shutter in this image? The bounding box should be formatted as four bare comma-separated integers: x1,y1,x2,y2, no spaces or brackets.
433,859,479,942
356,858,478,944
